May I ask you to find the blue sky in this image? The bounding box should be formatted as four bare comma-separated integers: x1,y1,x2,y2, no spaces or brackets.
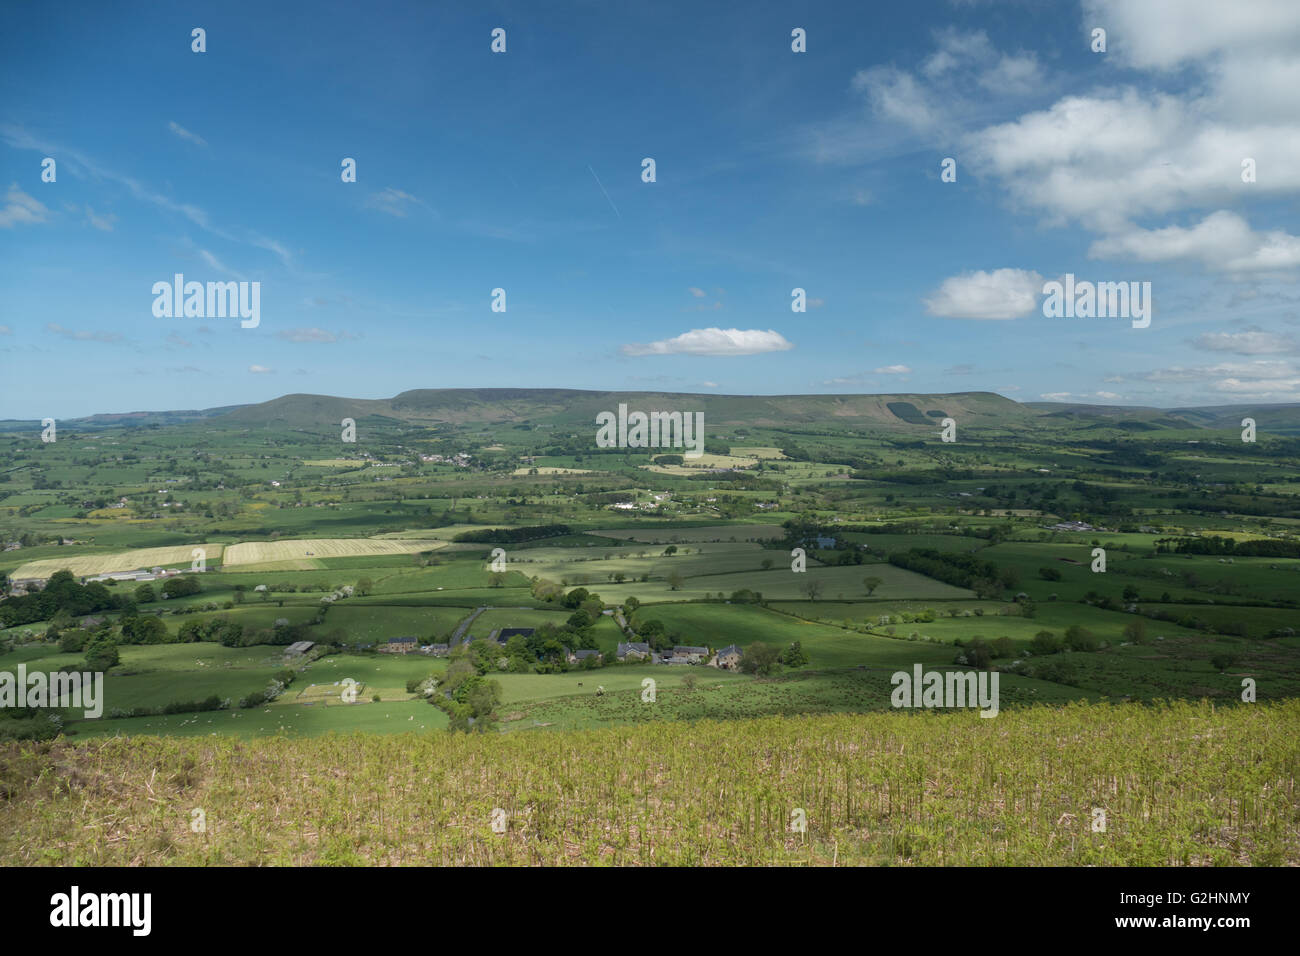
3,0,1299,418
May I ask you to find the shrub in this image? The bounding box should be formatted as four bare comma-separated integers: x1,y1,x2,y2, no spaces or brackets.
1030,630,1062,655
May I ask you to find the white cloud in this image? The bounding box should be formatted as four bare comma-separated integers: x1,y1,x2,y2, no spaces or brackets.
366,187,433,218
978,53,1044,95
1041,392,1073,401
1143,360,1300,399
968,1,1300,243
167,121,208,147
249,364,274,374
1089,211,1300,274
0,325,12,335
83,205,115,231
688,287,706,298
921,29,994,78
0,183,48,228
851,67,942,131
1191,327,1300,354
873,364,912,374
621,328,794,357
198,249,246,279
1,127,297,272
1082,0,1300,72
923,268,1043,319
276,327,347,344
45,323,121,343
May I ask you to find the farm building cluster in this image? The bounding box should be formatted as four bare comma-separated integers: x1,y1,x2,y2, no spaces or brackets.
373,627,744,670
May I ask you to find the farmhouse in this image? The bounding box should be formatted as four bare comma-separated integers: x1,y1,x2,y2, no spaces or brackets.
617,641,650,661
1049,521,1095,532
285,640,315,657
713,644,742,670
568,648,602,664
425,643,450,658
672,645,709,663
494,627,535,645
380,636,419,654
86,570,155,583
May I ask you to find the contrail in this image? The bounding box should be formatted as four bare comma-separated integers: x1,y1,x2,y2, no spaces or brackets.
587,164,621,220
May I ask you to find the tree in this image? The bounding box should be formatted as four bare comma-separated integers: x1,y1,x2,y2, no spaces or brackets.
680,673,697,693
779,641,808,667
59,629,88,654
740,641,781,676
1123,618,1148,644
663,545,678,556
489,572,506,588
1210,653,1238,673
1064,625,1099,652
161,575,200,599
1030,630,1061,655
667,570,685,591
356,577,373,596
121,615,168,645
800,579,823,601
862,576,883,596
439,673,504,733
561,587,590,609
84,636,120,672
1038,566,1062,582
960,638,993,669
134,584,156,604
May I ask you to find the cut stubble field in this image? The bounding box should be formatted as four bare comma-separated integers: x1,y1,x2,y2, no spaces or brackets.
221,537,445,567
12,544,225,580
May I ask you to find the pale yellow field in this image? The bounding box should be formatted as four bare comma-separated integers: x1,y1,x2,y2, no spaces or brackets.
642,453,759,475
13,543,225,580
222,538,445,567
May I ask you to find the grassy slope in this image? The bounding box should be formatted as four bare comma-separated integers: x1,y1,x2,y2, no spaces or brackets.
2,700,1294,866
